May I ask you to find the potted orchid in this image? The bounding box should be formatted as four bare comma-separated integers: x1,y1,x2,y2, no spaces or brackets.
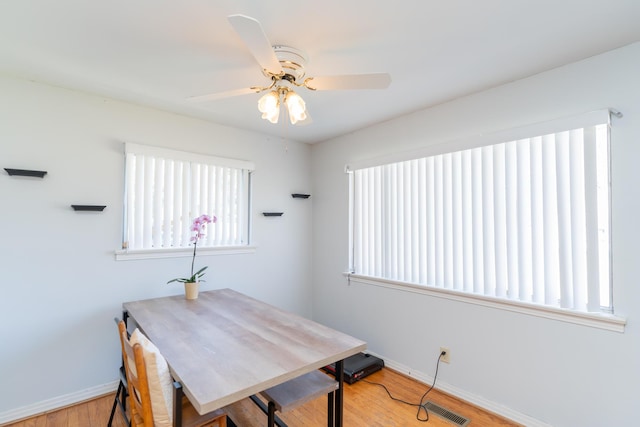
167,214,216,299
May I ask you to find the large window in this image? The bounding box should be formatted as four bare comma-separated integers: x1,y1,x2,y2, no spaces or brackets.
348,111,614,317
119,143,254,258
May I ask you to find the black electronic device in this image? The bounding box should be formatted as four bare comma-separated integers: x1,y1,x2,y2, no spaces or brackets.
323,352,384,384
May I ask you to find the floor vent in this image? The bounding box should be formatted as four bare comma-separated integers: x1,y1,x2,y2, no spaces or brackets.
423,401,470,426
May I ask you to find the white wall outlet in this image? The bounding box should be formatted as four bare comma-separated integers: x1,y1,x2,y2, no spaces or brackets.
440,347,450,363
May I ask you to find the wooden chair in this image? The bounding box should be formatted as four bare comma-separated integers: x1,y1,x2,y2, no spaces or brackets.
117,319,227,427
259,370,339,427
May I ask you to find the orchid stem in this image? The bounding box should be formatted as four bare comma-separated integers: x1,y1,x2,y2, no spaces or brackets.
190,239,197,279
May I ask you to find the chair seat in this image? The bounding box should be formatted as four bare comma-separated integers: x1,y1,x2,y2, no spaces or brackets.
260,370,338,413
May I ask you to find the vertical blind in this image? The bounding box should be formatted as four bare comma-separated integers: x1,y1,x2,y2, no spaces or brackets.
349,112,611,313
123,143,254,251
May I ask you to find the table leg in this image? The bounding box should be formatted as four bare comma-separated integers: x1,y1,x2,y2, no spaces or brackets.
335,359,344,427
173,381,184,427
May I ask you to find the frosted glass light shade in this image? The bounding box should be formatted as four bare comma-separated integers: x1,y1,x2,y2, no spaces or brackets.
258,91,280,123
284,90,307,124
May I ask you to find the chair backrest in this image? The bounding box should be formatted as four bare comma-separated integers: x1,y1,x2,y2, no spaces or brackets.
117,319,154,426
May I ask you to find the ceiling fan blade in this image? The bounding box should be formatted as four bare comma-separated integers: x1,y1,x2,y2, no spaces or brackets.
186,87,258,103
305,73,391,91
228,14,282,75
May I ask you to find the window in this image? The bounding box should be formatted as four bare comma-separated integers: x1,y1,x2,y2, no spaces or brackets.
119,143,254,257
348,111,614,316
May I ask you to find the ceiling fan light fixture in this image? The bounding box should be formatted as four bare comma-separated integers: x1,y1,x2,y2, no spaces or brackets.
284,89,307,124
258,90,280,123
190,15,392,128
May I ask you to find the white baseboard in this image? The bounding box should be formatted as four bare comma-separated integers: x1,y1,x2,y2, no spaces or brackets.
366,352,552,427
0,381,119,425
1,358,549,427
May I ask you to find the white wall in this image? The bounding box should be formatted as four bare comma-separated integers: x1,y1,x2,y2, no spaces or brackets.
3,41,640,427
0,76,313,417
311,42,640,427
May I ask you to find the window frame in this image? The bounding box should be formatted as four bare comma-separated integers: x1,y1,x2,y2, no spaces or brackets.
115,143,256,261
346,110,625,332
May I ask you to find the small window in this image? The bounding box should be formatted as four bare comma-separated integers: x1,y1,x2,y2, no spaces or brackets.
121,143,254,254
348,111,612,315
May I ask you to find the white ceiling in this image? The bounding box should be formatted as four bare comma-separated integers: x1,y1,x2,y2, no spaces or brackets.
2,0,639,144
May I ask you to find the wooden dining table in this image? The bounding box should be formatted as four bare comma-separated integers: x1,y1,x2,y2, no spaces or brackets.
122,288,367,427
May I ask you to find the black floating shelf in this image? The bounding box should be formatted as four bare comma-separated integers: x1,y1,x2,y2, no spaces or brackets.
71,205,107,212
262,212,284,217
5,168,47,178
291,193,311,199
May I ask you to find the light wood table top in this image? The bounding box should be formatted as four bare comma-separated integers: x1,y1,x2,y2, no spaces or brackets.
123,288,367,416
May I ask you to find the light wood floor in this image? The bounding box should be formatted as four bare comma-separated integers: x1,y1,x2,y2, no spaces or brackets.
3,368,521,426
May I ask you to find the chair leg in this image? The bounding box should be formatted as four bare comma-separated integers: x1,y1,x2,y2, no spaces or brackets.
108,380,131,427
123,385,132,427
107,381,123,427
267,401,276,427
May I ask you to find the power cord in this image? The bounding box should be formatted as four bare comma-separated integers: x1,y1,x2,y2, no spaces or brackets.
362,350,446,422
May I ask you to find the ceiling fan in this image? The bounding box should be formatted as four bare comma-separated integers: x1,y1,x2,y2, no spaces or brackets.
187,14,392,125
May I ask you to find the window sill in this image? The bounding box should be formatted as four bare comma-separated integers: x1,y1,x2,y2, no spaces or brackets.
115,245,257,261
344,273,626,333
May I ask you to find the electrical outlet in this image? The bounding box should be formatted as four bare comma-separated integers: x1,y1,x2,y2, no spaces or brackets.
440,347,450,363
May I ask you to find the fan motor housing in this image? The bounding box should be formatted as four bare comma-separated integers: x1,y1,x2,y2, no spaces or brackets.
273,45,307,82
